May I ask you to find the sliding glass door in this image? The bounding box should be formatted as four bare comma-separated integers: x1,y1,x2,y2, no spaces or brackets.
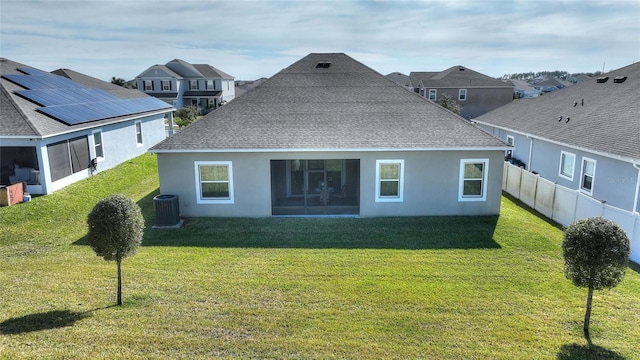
271,159,359,215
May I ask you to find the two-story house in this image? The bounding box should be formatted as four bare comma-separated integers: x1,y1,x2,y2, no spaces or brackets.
136,59,235,114
409,66,514,120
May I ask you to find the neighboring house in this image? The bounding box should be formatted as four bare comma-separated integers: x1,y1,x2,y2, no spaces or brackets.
534,77,571,91
509,79,541,98
150,53,509,218
385,72,411,90
474,62,640,214
409,66,514,119
0,58,174,195
135,59,235,114
234,77,268,98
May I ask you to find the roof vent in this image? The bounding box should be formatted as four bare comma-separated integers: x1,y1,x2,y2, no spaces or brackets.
316,62,331,69
596,76,609,83
613,76,627,83
459,67,465,71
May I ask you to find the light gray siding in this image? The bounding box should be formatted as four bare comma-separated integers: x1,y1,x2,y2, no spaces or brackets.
479,125,639,212
156,150,504,218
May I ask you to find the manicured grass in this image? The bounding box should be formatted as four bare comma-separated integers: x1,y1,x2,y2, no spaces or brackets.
1,154,639,359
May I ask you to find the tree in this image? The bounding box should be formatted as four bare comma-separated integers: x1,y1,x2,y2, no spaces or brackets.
87,194,144,305
110,76,127,87
562,217,630,343
437,94,460,114
173,106,198,128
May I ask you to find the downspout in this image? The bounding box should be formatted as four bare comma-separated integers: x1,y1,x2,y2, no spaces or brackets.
633,163,640,214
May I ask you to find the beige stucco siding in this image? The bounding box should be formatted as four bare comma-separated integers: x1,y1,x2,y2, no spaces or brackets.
156,150,504,218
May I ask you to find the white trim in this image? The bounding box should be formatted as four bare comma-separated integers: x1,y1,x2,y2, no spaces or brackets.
458,89,467,101
150,146,511,154
558,151,575,181
194,161,234,204
580,157,597,195
134,120,143,146
90,129,105,162
375,159,404,202
506,135,514,147
458,158,489,202
428,89,437,101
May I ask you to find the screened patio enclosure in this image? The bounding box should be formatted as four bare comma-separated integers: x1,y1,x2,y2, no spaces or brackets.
271,159,360,215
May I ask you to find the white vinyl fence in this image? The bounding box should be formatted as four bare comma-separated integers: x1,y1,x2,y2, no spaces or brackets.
503,162,640,264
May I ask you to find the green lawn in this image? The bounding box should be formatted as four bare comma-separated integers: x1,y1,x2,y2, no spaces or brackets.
1,154,639,359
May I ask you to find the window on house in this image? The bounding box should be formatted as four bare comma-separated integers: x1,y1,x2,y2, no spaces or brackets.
189,80,198,90
506,135,514,146
459,159,489,201
161,80,171,91
375,160,404,202
206,80,215,90
559,151,575,180
135,121,143,145
428,89,437,101
47,136,90,182
93,131,104,159
195,161,234,203
459,89,467,101
580,158,596,194
143,80,153,91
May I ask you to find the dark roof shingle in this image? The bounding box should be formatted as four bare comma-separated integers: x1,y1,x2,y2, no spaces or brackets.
475,62,640,161
152,53,507,152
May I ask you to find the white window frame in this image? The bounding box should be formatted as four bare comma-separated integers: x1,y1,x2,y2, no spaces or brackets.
459,89,467,101
458,159,489,202
194,161,234,204
91,129,104,160
135,121,143,146
189,80,199,90
206,79,215,90
375,159,404,202
143,80,153,91
580,157,596,195
559,151,576,181
428,89,437,101
506,135,514,146
161,80,171,91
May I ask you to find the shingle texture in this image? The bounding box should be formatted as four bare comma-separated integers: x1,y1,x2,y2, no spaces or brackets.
475,62,640,161
152,53,507,151
411,66,510,88
1,58,172,138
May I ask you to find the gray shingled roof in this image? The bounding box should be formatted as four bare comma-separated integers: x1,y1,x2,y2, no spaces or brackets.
474,62,640,161
1,58,173,138
192,64,234,80
151,53,507,152
421,66,510,88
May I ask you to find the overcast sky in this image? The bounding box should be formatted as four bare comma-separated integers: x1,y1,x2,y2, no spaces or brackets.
1,0,639,82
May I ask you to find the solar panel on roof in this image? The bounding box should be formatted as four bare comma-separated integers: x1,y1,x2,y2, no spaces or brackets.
17,67,51,76
4,69,172,126
38,97,173,126
3,73,82,90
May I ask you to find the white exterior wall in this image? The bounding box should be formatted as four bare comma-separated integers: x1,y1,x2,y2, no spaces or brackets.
2,113,167,195
155,149,504,218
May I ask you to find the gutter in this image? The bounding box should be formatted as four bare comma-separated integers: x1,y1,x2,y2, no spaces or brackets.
149,146,512,154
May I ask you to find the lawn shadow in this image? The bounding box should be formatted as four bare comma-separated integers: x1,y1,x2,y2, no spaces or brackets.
142,214,502,250
74,188,501,250
1,309,93,335
557,343,625,360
